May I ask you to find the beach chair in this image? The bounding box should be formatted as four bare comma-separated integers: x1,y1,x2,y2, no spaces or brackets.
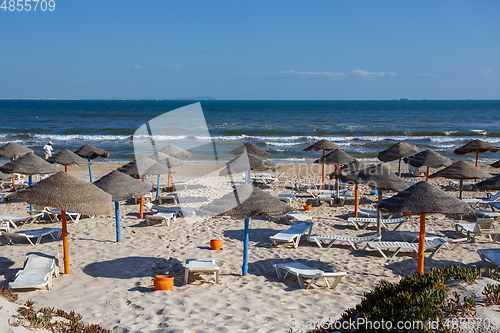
308,233,381,250
133,192,153,204
184,259,220,284
454,218,500,242
449,179,477,191
270,222,313,248
251,172,284,184
399,231,467,251
0,213,44,229
158,192,180,205
144,202,196,218
477,249,500,272
273,262,347,290
408,165,424,177
295,182,322,192
145,212,177,226
151,182,168,192
337,193,355,206
285,212,312,225
44,209,81,223
316,194,335,206
346,216,408,231
346,208,380,218
1,228,62,246
306,189,348,198
463,191,500,208
9,251,59,290
172,181,187,191
365,238,448,259
277,194,294,205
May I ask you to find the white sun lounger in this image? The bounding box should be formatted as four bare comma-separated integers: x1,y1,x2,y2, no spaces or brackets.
273,262,347,290
295,182,322,192
455,218,500,242
270,222,313,248
145,212,177,226
337,194,355,206
158,192,180,205
251,172,284,184
144,202,196,218
463,192,500,208
347,216,409,231
285,212,312,225
1,228,62,246
44,209,81,223
0,213,44,229
399,231,467,251
306,189,348,198
477,249,500,272
184,259,220,284
134,192,154,204
308,233,381,250
172,182,187,191
9,251,59,290
316,194,335,206
277,194,294,205
365,238,448,259
346,208,381,218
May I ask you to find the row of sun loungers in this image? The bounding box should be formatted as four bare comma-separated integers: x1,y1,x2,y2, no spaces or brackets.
251,172,285,184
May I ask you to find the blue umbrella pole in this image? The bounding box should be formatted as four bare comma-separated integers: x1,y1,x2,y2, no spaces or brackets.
28,176,33,211
156,175,161,201
115,201,121,242
245,170,251,184
88,156,93,183
242,218,249,275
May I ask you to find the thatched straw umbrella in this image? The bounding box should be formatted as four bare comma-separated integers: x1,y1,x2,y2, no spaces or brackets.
429,160,490,199
158,144,192,159
0,142,33,158
6,172,113,274
403,149,453,181
341,164,409,232
47,149,89,172
377,142,423,177
149,152,182,195
229,142,270,157
117,156,169,218
454,139,500,168
304,139,343,189
75,144,111,183
197,185,292,275
491,160,500,168
94,170,151,242
0,152,59,208
474,175,500,191
330,160,369,217
220,153,277,184
315,149,355,198
379,181,473,274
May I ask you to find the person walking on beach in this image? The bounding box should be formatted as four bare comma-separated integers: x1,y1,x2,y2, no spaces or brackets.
43,141,56,159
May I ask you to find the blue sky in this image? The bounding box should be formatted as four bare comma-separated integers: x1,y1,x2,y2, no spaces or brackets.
1,0,499,100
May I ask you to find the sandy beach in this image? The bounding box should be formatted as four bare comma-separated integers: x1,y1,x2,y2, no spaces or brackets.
1,160,500,332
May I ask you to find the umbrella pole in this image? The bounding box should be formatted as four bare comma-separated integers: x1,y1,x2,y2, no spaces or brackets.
475,149,479,182
11,157,16,191
62,210,70,274
377,190,383,234
398,158,402,177
354,184,359,218
88,156,93,183
322,149,325,189
242,218,249,276
65,164,67,172
156,175,160,201
28,176,33,211
115,201,121,242
140,176,144,219
167,172,172,191
459,177,463,199
417,214,426,275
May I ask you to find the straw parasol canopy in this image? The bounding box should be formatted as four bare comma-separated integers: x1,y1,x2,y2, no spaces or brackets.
378,181,474,274
94,170,151,201
0,142,33,158
403,149,453,181
454,139,500,155
429,160,490,199
197,184,293,220
47,149,90,171
6,171,113,275
314,149,354,165
149,152,183,169
491,160,500,168
74,144,110,159
229,142,270,156
219,153,276,176
378,142,423,177
158,144,192,159
474,175,500,191
304,139,342,152
0,152,59,175
117,156,169,176
340,164,409,192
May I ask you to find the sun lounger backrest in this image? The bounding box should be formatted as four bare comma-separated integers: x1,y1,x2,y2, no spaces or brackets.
477,218,494,232
490,192,500,201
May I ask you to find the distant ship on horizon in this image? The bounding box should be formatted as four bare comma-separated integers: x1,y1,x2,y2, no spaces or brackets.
400,98,409,100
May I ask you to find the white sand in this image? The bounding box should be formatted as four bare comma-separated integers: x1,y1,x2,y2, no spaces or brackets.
1,161,500,332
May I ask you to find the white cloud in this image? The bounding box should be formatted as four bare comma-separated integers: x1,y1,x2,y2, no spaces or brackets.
134,65,143,70
415,73,445,79
166,65,182,72
278,70,346,77
350,70,397,79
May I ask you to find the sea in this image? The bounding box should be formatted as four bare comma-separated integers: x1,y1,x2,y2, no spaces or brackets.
1,100,499,164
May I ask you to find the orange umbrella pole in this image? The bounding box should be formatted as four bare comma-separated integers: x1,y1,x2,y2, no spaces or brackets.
62,210,70,274
426,166,429,182
354,184,359,218
140,175,145,219
65,164,67,172
168,172,172,191
417,214,426,275
10,157,16,191
475,149,479,182
321,149,325,190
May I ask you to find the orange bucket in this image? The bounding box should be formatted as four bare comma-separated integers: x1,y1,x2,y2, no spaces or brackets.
303,204,312,211
210,239,222,250
154,275,174,291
